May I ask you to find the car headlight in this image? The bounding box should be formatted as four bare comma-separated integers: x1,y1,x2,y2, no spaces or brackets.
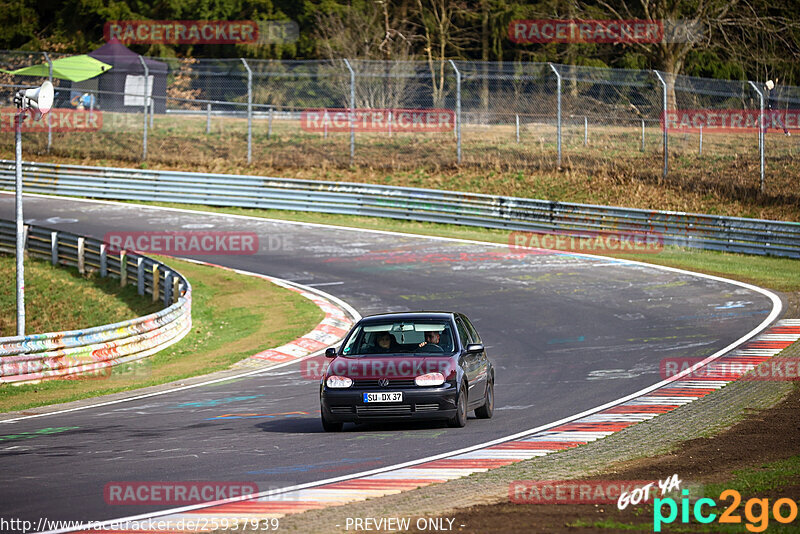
415,373,445,387
326,375,353,388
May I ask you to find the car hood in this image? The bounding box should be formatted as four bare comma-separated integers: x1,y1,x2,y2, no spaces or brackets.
326,355,454,380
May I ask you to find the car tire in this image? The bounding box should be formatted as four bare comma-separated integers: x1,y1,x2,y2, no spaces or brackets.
475,378,494,419
321,413,343,432
448,385,468,428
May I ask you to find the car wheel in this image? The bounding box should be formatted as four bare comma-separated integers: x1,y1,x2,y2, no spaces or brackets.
448,385,468,428
475,379,494,419
321,413,343,432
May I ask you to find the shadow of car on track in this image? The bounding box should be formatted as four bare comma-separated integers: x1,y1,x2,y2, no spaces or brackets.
256,417,472,434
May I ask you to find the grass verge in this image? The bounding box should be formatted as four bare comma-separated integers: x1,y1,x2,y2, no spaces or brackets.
0,254,162,336
0,254,324,413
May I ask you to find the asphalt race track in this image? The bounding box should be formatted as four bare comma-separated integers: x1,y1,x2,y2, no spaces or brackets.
0,194,779,526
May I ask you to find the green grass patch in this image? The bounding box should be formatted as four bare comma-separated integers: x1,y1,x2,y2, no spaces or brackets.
0,255,324,413
0,254,161,337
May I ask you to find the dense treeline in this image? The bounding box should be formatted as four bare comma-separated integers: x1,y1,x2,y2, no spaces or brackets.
2,0,799,83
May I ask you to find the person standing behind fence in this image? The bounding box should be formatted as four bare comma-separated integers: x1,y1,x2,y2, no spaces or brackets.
766,79,790,136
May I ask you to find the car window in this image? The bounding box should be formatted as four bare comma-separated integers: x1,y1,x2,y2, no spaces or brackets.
462,316,482,343
455,318,473,346
341,320,455,355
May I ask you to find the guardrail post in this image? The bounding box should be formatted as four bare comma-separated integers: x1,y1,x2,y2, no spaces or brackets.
164,271,172,305
548,63,562,168
343,59,356,165
120,250,127,287
43,52,53,153
448,60,461,164
653,71,669,180
77,237,85,274
748,81,766,193
138,56,149,161
152,264,160,302
241,58,253,164
51,231,58,266
100,243,107,277
137,257,144,295
268,106,273,139
173,277,180,303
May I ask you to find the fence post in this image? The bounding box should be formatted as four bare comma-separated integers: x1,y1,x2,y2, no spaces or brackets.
653,70,668,179
748,81,766,193
51,231,58,266
516,114,520,143
206,103,211,133
241,58,253,164
100,243,107,277
548,63,562,168
138,56,149,161
699,125,703,155
150,97,154,129
448,60,461,164
268,106,273,139
641,119,645,152
584,116,588,146
43,52,53,153
343,59,355,165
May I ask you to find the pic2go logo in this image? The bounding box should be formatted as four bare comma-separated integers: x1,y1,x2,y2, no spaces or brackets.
654,489,799,532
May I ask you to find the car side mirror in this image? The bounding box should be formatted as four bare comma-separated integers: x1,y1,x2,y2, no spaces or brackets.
325,347,337,358
466,343,484,353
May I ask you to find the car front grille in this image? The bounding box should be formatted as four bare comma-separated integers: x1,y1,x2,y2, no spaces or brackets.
353,379,417,389
356,405,413,416
414,403,440,412
329,406,354,414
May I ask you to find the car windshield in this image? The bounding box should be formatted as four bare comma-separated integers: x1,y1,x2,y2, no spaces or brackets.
341,320,455,356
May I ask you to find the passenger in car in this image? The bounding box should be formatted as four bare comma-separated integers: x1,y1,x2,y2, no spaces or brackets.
373,332,399,353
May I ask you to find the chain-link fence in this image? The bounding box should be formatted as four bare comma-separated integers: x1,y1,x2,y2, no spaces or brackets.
2,51,798,195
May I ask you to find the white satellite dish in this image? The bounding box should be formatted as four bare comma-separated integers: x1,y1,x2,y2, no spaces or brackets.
18,80,54,119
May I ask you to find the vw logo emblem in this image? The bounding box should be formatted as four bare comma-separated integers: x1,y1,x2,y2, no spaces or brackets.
378,378,389,388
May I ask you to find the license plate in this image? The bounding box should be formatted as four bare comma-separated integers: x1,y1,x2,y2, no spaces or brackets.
363,392,403,403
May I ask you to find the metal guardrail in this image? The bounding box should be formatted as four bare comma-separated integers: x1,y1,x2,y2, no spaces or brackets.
1,160,799,258
0,219,192,384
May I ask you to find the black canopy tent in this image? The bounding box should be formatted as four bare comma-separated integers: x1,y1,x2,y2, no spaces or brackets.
88,39,168,113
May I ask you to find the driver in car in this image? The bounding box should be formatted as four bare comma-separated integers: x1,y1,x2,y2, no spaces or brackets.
418,330,442,350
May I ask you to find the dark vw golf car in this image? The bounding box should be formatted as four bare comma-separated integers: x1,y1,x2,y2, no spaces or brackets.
320,312,494,431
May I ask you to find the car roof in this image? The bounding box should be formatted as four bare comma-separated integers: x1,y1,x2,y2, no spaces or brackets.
359,311,457,323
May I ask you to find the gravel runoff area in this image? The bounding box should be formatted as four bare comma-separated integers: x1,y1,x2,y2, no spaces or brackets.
254,337,800,534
